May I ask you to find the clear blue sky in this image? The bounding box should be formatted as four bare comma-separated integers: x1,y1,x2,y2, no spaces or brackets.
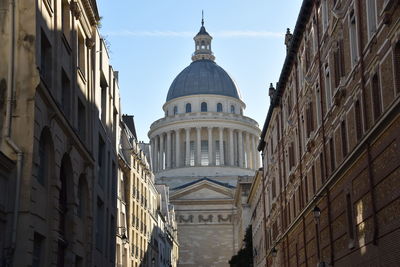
97,1,303,142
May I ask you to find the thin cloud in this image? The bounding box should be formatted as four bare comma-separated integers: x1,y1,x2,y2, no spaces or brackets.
106,30,284,39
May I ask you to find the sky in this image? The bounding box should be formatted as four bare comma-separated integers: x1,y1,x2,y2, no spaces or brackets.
97,0,303,142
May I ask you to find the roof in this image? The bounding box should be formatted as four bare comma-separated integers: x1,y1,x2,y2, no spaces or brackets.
166,59,241,101
196,25,210,36
172,177,235,190
122,115,137,139
258,0,314,151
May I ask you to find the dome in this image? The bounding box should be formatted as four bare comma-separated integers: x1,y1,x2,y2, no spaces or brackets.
166,60,241,101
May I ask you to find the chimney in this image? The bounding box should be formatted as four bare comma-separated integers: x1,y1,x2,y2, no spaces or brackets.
285,28,293,52
269,83,276,99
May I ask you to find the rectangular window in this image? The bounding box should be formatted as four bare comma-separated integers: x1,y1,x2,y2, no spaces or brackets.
320,152,325,182
96,197,104,250
100,78,107,124
61,69,70,117
98,136,105,187
315,84,322,127
329,138,335,174
322,0,329,33
366,0,377,40
289,142,295,169
355,100,363,141
306,102,314,137
346,193,355,241
341,120,348,158
201,140,209,166
311,164,316,193
271,177,276,199
395,42,400,93
40,29,52,85
324,64,332,108
372,74,382,120
78,98,86,140
77,31,85,75
349,9,359,67
61,0,70,41
32,232,45,267
334,39,346,88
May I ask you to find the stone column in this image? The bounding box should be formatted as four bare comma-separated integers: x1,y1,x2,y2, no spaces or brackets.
250,134,256,169
159,133,164,170
154,136,159,172
166,131,171,169
254,135,260,169
175,129,180,168
219,127,224,165
185,128,190,166
196,127,201,166
245,132,250,168
238,130,243,168
229,128,234,166
208,127,213,166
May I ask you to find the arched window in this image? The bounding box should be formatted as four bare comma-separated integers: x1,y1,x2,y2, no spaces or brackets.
201,41,205,49
173,106,178,115
186,103,191,113
217,103,223,112
201,102,207,112
37,128,53,186
240,108,243,115
230,105,235,114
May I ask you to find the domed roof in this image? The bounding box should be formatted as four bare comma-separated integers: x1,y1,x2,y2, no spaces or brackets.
166,60,241,101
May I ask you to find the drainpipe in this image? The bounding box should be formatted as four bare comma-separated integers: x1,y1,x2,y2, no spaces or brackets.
4,0,24,262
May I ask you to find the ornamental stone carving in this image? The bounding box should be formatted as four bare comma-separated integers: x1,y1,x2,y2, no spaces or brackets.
178,215,193,223
217,214,232,223
198,214,213,223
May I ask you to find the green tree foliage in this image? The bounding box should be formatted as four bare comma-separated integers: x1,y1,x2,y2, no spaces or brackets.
229,226,254,267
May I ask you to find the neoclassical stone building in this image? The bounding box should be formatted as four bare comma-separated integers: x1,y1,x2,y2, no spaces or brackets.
148,20,261,266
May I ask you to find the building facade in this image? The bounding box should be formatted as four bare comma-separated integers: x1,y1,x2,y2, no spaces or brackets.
257,0,400,266
0,0,120,266
148,21,261,267
117,116,179,267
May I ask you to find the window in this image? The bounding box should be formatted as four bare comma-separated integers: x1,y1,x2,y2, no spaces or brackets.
346,193,355,242
321,0,329,33
98,136,105,187
306,102,314,137
320,152,325,182
215,140,221,166
61,0,70,41
173,106,178,115
355,100,363,141
366,0,377,40
201,102,207,112
372,73,382,120
37,131,50,186
96,197,104,250
288,142,295,170
32,232,45,267
61,70,70,117
329,138,335,174
217,103,223,112
200,140,208,166
189,141,195,166
271,178,276,199
186,103,191,113
230,105,235,114
78,98,86,140
395,41,400,93
334,39,346,87
201,40,205,49
100,78,107,124
324,64,332,108
77,176,87,218
40,29,52,85
349,9,359,67
77,31,85,75
341,120,348,158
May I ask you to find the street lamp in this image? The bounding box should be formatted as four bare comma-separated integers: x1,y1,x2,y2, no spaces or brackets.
313,206,321,223
151,257,156,265
271,247,277,257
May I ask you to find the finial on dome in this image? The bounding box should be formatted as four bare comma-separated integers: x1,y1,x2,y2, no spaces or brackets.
201,10,204,26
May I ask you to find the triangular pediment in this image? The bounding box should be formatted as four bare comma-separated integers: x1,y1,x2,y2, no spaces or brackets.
170,179,234,201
